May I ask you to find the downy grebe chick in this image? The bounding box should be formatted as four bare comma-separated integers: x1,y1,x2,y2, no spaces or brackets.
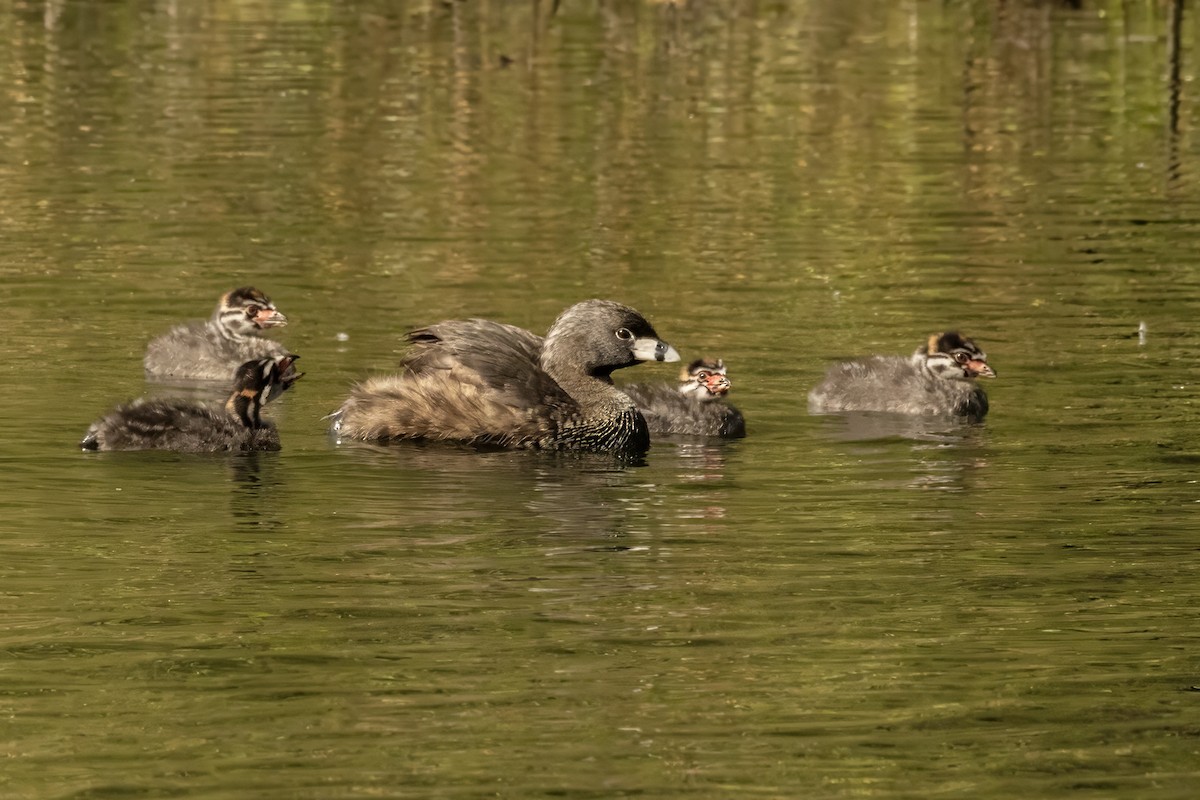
144,287,290,381
808,332,996,420
623,358,746,438
331,299,680,453
82,356,303,453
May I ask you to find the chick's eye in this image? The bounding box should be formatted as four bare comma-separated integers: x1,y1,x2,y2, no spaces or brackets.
246,305,261,316
616,328,634,341
954,352,970,363
696,372,709,380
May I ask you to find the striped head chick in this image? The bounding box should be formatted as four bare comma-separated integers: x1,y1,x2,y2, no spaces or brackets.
226,357,301,429
214,287,287,339
678,358,732,401
913,332,996,381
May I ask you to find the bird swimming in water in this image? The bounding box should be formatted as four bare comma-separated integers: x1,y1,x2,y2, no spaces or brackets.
82,355,302,453
808,332,995,419
622,357,746,438
331,299,680,454
144,287,291,382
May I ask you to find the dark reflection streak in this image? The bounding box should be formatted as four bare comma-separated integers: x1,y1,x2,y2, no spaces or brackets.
531,0,544,61
450,0,472,168
960,10,978,153
526,0,546,240
1165,0,1184,190
229,453,286,532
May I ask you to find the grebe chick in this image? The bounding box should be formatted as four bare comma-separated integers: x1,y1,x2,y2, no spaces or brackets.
808,332,995,419
82,356,302,453
144,287,290,381
623,358,746,438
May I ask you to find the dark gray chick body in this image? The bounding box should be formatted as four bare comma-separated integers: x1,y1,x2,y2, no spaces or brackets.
808,332,995,420
82,356,302,453
623,358,746,438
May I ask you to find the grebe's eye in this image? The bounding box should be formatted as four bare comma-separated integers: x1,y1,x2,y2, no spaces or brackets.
246,305,261,316
954,352,970,363
616,328,633,341
695,372,709,381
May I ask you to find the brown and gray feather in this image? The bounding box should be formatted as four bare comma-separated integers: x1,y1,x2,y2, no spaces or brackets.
332,300,664,453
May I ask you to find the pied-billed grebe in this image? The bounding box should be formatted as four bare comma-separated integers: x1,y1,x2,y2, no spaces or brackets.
623,358,746,438
331,299,680,453
82,356,303,452
808,332,996,419
144,287,290,381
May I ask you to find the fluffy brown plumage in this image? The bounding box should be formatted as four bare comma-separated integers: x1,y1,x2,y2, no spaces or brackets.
331,300,680,453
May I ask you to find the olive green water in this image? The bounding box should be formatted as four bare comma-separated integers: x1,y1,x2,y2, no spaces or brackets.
4,0,1200,797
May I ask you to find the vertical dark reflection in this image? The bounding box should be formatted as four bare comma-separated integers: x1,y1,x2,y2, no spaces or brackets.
229,452,286,532
960,3,981,150
1166,0,1184,189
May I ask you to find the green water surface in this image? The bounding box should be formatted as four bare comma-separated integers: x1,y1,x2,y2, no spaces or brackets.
3,1,1200,797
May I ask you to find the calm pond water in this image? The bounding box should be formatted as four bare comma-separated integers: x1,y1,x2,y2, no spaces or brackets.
4,0,1200,797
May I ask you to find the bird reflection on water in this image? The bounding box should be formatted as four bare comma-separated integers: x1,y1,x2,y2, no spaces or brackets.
811,411,991,494
812,410,988,445
228,451,289,533
666,440,732,522
326,437,737,541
